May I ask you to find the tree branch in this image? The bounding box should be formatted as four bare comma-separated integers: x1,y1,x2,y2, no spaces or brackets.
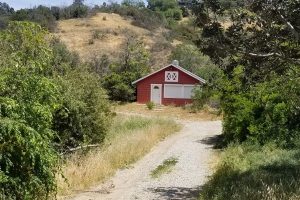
60,144,100,155
278,13,299,41
269,3,300,41
245,51,300,63
247,52,281,57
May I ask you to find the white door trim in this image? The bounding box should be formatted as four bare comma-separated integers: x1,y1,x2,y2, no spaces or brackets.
150,84,162,104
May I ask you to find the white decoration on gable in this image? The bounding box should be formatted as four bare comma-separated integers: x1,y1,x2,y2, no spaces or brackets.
165,71,178,82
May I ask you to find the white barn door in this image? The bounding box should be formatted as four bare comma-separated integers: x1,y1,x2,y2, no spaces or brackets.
151,84,162,104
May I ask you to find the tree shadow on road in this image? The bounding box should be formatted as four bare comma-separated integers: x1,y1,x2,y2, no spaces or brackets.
148,186,202,200
195,134,224,149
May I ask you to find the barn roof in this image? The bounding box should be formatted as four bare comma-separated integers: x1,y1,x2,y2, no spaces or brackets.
132,64,206,84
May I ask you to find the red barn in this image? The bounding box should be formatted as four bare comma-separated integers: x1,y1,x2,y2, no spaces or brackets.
132,61,206,106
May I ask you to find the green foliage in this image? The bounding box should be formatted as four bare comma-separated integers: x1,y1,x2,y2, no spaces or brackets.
170,44,216,73
170,19,200,41
0,21,113,199
102,73,135,102
53,67,112,150
0,2,14,29
191,86,207,111
122,0,145,8
50,37,80,75
146,101,155,110
0,2,14,15
200,143,300,200
69,1,88,18
147,0,183,23
0,22,59,199
148,0,179,12
3,0,89,32
102,38,150,102
191,0,300,145
170,44,223,110
11,6,57,31
49,38,112,151
98,4,166,30
221,66,300,146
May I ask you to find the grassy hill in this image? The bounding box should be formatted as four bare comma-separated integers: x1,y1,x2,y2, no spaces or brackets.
55,12,180,68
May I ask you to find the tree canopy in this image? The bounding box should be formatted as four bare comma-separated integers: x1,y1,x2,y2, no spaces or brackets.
192,0,300,146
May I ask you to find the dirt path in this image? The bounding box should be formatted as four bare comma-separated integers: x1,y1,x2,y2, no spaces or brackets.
70,120,222,200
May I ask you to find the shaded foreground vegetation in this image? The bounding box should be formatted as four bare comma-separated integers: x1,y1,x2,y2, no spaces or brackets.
58,115,181,195
193,0,300,199
200,143,300,200
0,21,112,199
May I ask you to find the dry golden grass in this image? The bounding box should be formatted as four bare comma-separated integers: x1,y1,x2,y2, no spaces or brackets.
115,103,222,121
54,13,174,67
57,115,180,197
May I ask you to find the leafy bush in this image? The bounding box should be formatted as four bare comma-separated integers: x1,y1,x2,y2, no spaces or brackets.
146,101,155,110
53,67,112,150
122,0,145,8
102,72,135,102
50,37,80,74
0,21,114,199
98,4,166,30
102,38,150,102
191,86,208,111
147,0,182,23
221,66,300,147
0,21,59,199
148,0,178,12
11,6,57,32
49,38,112,151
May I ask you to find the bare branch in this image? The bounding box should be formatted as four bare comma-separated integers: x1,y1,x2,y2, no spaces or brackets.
245,51,300,63
247,52,279,57
278,13,299,41
269,3,300,41
60,144,100,155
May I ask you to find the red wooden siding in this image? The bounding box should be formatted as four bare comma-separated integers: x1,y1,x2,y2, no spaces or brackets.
136,65,202,106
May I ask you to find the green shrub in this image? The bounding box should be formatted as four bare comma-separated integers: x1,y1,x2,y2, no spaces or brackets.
50,37,80,74
0,22,59,199
102,72,136,102
102,38,150,102
221,66,300,147
146,101,155,110
52,66,112,151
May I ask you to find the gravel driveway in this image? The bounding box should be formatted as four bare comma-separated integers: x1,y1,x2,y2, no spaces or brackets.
70,120,222,200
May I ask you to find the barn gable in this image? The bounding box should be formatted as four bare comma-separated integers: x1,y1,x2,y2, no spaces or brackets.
132,64,206,85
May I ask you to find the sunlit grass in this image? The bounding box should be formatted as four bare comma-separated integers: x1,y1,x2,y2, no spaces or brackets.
57,115,181,196
199,143,300,200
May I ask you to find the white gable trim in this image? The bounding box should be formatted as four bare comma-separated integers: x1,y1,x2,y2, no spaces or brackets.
132,64,206,85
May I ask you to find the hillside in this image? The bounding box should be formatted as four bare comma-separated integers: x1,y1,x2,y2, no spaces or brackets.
55,13,179,68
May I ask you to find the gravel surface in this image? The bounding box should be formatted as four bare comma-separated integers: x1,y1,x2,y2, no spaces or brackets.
70,120,222,200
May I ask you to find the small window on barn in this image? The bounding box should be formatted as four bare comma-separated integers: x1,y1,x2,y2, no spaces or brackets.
165,71,178,82
153,86,159,89
164,84,196,99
